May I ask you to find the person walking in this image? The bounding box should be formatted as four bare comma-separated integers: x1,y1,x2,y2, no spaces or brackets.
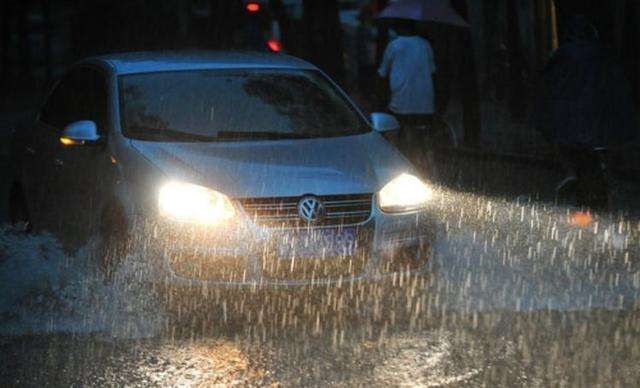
377,21,437,176
535,15,637,211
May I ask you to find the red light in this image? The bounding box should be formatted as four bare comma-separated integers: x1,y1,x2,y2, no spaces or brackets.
267,39,282,53
246,2,260,12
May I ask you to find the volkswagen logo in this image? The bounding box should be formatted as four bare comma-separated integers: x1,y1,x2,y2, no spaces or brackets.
298,196,325,222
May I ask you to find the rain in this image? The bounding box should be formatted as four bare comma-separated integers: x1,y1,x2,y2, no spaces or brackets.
2,180,639,385
1,0,640,386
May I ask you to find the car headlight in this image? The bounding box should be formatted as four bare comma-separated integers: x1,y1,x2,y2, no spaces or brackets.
378,173,432,213
158,181,236,225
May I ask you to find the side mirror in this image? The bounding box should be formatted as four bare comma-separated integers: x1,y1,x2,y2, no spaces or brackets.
370,112,400,132
60,120,101,146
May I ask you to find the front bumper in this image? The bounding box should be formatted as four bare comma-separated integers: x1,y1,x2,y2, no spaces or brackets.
142,208,436,288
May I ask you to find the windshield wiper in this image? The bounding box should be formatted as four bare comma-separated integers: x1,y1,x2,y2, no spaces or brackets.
129,126,322,142
129,126,218,142
215,131,316,140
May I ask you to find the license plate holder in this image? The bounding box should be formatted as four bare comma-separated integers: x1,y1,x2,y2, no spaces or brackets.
278,227,358,259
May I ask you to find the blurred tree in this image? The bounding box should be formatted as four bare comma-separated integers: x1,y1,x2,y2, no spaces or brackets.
302,0,345,83
16,0,32,81
207,0,243,49
623,0,640,106
42,0,52,82
0,1,10,83
506,0,529,119
374,0,389,64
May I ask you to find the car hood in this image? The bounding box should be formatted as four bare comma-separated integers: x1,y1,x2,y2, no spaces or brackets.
130,133,415,198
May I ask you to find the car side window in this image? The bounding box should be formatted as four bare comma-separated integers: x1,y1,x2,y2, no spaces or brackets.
39,75,77,129
40,67,109,133
75,68,109,133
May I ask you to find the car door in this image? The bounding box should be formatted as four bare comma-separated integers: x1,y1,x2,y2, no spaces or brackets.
25,72,80,232
48,67,112,245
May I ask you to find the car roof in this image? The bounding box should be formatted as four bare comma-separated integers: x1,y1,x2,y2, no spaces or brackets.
83,51,317,75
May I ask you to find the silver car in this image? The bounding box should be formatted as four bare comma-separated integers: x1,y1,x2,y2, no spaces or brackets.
11,51,436,287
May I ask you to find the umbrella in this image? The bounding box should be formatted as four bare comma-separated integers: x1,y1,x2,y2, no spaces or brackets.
377,0,469,28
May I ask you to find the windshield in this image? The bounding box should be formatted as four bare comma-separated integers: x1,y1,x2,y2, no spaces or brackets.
118,69,368,141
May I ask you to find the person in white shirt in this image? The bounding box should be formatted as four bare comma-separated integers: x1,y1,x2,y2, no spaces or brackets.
377,22,437,174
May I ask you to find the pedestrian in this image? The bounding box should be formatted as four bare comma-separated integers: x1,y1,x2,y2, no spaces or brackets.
377,21,437,176
535,15,637,210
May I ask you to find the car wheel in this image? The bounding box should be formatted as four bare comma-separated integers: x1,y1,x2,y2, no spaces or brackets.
97,202,130,279
9,183,32,233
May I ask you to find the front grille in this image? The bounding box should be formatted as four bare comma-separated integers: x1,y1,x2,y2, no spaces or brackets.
237,193,373,228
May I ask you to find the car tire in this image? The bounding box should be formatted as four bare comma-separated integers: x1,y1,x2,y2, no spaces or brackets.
8,182,32,233
96,202,130,279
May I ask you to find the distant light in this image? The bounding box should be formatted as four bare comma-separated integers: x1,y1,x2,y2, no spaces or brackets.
246,2,260,12
267,39,282,53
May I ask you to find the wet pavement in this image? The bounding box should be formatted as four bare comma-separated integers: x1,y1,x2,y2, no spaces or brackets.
2,113,640,386
3,307,640,386
1,186,639,386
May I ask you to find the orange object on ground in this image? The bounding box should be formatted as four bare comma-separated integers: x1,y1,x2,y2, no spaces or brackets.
569,211,593,228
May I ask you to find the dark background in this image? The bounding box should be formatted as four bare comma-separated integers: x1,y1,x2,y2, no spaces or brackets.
1,0,639,193
2,0,638,145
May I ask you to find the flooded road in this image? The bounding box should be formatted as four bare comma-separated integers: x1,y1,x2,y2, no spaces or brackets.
2,187,639,386
4,308,640,386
